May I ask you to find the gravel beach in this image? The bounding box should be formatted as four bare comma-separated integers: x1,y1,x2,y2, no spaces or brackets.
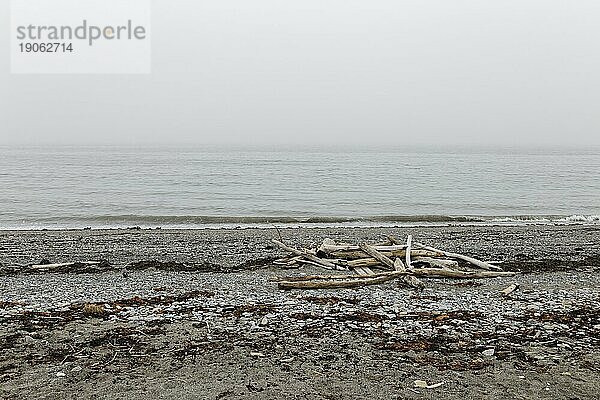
1,225,600,399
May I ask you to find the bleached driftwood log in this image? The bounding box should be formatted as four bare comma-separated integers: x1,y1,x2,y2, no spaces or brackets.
274,268,516,289
411,268,515,279
277,271,410,289
328,249,442,260
405,235,413,268
394,257,425,289
272,240,345,270
278,275,404,290
318,240,407,254
297,259,334,269
412,257,459,269
271,269,515,283
347,258,392,269
358,243,395,270
353,266,374,275
413,242,503,271
272,256,303,266
393,257,405,271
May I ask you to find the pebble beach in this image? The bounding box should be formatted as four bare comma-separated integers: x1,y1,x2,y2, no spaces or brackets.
1,225,599,399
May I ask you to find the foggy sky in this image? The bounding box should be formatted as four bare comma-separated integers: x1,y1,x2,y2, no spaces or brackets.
1,0,600,147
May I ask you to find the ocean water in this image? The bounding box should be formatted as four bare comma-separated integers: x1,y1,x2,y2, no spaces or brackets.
0,146,598,229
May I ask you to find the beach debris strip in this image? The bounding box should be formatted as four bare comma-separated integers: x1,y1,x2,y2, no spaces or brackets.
271,236,515,290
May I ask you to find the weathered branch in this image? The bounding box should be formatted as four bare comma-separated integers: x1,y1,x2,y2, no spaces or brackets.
412,257,459,269
329,249,443,260
413,242,503,271
393,257,405,271
394,257,425,289
353,266,374,275
272,256,303,266
347,258,387,268
270,270,406,282
358,243,395,270
273,268,515,282
277,271,410,289
320,243,407,254
276,268,515,289
405,235,413,269
271,239,347,270
412,268,515,279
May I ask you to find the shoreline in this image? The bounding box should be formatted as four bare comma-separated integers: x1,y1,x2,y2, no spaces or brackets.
1,213,598,232
2,224,599,270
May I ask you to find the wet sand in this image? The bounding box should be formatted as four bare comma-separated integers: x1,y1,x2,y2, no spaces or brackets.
1,225,600,399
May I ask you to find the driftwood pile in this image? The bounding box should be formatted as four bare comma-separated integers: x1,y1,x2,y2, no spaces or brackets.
271,236,515,290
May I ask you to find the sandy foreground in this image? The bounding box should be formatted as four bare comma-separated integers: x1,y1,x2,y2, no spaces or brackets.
1,225,599,399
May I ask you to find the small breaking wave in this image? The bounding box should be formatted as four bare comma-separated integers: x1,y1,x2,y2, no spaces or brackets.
488,215,600,224
557,215,600,223
1,214,599,230
2,214,480,229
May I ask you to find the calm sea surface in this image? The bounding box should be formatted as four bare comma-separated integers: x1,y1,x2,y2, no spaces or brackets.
0,146,598,229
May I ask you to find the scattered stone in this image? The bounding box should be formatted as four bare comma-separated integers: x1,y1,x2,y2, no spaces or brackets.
482,348,495,357
414,380,428,388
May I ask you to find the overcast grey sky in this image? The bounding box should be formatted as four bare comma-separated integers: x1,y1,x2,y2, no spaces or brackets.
1,0,599,147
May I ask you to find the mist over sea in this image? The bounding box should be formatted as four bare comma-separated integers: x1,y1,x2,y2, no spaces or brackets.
1,145,598,229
